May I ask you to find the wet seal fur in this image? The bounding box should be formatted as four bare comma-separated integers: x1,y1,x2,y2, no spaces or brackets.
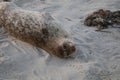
0,2,75,58
84,9,120,31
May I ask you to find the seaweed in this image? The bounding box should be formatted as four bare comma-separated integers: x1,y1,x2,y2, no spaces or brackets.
84,9,120,31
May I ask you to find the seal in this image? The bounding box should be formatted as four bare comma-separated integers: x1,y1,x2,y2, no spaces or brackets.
0,2,76,58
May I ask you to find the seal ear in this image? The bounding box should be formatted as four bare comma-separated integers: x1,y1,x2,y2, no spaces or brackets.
41,12,54,21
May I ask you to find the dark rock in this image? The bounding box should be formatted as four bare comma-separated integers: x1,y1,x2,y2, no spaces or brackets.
84,9,120,31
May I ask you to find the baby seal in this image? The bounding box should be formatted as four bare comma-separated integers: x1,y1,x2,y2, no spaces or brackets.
0,2,75,58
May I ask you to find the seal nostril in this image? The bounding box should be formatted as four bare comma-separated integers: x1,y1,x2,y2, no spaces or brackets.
72,45,76,52
63,43,67,50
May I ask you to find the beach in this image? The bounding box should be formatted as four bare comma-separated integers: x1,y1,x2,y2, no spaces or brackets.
0,0,120,80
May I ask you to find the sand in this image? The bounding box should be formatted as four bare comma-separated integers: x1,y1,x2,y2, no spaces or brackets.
0,0,120,80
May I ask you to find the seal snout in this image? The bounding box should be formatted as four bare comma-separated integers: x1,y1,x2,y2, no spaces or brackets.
58,41,76,58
